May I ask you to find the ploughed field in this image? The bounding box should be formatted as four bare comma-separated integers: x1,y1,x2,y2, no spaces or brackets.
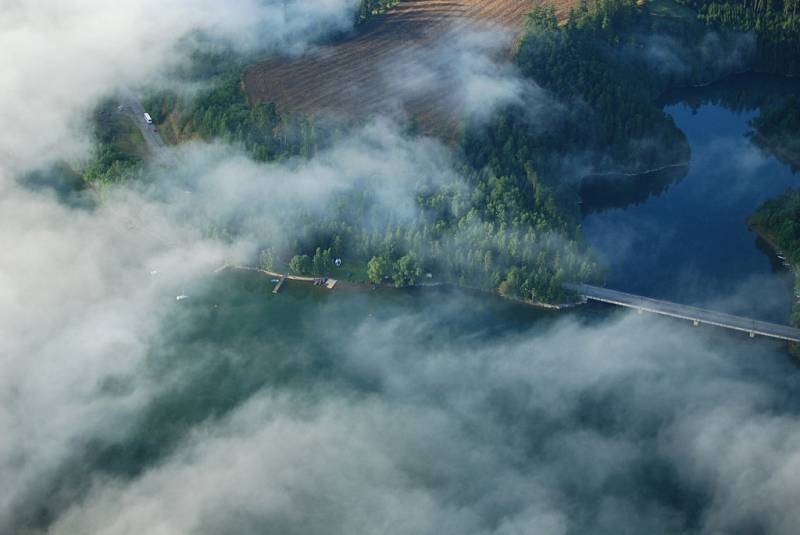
243,0,572,138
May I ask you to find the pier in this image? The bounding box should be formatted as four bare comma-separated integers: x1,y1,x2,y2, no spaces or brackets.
272,274,287,294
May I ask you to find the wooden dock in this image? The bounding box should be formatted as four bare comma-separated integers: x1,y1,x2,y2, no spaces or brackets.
272,274,287,294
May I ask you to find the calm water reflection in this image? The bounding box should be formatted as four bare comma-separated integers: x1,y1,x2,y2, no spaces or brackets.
582,75,800,323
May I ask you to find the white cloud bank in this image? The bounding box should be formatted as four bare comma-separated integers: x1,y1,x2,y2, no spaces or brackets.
39,307,800,535
380,25,560,126
2,2,799,535
0,117,466,532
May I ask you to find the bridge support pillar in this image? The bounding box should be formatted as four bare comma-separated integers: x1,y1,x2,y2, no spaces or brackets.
750,332,755,338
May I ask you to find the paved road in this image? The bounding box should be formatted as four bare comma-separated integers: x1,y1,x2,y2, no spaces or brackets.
565,283,800,342
94,91,181,248
119,90,168,156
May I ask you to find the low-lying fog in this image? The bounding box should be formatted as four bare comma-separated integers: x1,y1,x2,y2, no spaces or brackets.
2,1,798,534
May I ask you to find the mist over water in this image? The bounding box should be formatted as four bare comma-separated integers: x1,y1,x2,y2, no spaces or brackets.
37,271,800,535
582,75,800,323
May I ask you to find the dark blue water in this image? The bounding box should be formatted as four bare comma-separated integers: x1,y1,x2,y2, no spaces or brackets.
582,88,799,323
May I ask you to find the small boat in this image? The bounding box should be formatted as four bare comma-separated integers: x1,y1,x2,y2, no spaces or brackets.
270,278,280,283
176,295,189,301
150,270,159,275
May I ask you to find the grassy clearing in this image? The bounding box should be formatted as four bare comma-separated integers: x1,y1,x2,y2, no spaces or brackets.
330,259,370,283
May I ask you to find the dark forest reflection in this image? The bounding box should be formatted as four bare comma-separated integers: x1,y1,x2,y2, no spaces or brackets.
580,164,689,215
580,73,800,322
580,73,800,215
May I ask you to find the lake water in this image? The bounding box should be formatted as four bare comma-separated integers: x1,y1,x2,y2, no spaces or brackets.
581,75,800,323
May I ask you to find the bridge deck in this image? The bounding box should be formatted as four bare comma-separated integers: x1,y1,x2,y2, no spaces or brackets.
565,283,800,343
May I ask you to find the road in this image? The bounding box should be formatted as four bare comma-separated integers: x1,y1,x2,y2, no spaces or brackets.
119,90,168,156
565,283,800,343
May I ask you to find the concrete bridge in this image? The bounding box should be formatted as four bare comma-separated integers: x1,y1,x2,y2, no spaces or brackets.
565,283,800,343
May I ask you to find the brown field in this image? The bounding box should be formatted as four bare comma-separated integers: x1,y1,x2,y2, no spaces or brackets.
243,0,574,138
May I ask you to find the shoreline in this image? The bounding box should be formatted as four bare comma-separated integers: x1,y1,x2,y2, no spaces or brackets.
746,222,800,355
746,218,797,271
220,264,585,311
747,219,782,254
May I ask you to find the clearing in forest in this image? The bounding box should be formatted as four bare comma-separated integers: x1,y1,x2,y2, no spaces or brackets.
243,0,574,137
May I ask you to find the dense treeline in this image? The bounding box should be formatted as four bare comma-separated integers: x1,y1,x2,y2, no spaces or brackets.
677,0,800,73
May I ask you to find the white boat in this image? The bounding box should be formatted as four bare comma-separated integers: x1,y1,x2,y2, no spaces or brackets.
176,295,189,301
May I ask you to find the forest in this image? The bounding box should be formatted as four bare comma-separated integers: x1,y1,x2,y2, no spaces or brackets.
83,0,800,304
